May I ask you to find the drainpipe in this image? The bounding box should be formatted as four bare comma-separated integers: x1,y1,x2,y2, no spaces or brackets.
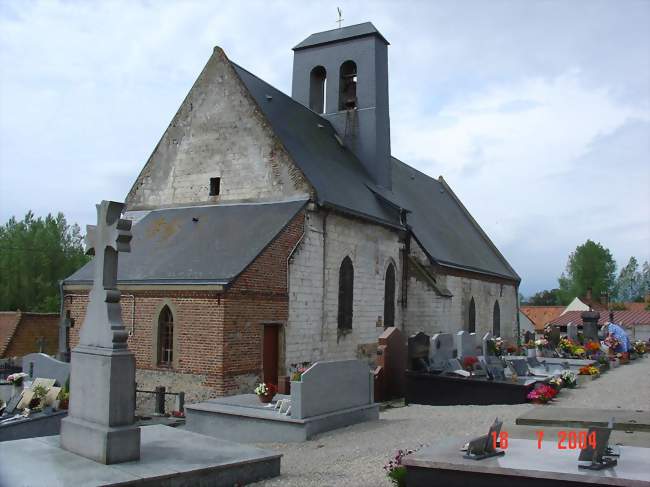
320,210,329,353
57,280,67,361
516,283,521,346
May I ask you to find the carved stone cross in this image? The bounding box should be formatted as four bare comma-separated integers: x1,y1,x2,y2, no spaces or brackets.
78,201,132,349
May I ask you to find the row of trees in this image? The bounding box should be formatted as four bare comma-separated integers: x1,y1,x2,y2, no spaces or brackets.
525,240,650,306
0,212,89,312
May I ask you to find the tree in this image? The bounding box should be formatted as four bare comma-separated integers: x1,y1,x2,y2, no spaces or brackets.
613,256,643,302
526,289,561,306
0,212,89,312
557,240,616,305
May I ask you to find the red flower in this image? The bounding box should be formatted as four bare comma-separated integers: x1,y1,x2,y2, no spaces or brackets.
462,356,478,370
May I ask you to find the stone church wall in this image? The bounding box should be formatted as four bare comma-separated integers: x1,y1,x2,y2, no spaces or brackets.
125,47,311,211
405,240,518,342
286,209,402,368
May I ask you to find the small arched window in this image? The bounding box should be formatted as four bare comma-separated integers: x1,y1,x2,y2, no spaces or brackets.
493,301,501,337
338,256,354,330
309,66,327,113
339,60,357,110
383,263,396,328
157,305,174,367
468,297,476,333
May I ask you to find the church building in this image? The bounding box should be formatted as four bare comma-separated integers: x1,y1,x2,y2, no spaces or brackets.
62,23,520,401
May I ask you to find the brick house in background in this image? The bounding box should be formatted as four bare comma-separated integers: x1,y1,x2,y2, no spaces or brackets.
0,311,59,359
62,23,520,401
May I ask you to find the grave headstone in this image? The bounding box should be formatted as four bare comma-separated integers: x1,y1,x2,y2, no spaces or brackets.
429,333,455,370
549,326,561,348
456,331,476,359
581,310,600,343
60,200,140,465
523,331,533,344
22,353,70,387
375,327,406,400
291,359,373,420
486,365,506,381
566,323,578,342
482,332,493,360
509,359,530,377
408,332,430,371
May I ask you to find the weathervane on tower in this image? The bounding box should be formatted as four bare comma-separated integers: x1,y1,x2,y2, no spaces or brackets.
337,7,344,28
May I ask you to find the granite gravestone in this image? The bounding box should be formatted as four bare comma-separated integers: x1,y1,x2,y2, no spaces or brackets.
22,353,69,387
549,326,561,348
408,332,430,371
509,358,530,377
429,333,455,370
581,310,600,343
60,201,140,464
375,327,406,400
566,323,578,343
291,360,374,420
455,331,476,359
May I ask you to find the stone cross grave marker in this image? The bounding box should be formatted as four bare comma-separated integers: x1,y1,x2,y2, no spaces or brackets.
429,333,455,370
581,310,600,342
482,332,493,359
60,201,140,465
567,323,578,342
456,331,476,359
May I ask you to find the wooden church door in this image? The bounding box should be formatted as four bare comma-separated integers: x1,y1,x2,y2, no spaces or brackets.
262,324,279,386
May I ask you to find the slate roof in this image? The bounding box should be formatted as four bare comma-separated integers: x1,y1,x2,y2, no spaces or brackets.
549,310,650,327
293,22,389,51
233,63,520,282
65,200,307,286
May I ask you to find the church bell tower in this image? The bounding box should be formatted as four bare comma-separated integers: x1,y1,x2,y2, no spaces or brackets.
291,22,392,189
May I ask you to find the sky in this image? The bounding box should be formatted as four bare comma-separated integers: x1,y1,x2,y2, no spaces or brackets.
0,0,648,296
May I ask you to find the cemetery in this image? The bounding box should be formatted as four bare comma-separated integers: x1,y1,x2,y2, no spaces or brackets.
0,12,648,487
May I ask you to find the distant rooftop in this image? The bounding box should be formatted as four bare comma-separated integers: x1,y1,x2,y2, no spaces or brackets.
293,22,389,51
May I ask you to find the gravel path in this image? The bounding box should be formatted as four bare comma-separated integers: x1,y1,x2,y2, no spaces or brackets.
251,358,650,487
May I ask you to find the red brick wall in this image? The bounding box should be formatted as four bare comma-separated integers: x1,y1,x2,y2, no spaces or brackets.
4,313,59,358
64,209,305,397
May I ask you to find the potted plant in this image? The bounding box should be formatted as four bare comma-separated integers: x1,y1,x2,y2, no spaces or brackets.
534,338,548,357
560,370,577,389
254,382,277,403
524,341,536,358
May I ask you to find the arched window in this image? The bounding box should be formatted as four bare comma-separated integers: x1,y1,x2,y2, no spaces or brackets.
493,301,501,337
383,263,396,328
157,305,174,367
339,60,357,110
309,66,327,113
338,256,354,330
468,297,476,333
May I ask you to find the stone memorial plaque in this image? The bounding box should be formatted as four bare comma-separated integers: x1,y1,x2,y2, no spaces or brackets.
509,359,529,377
44,386,61,407
455,331,476,359
487,365,506,381
4,392,23,415
463,418,506,460
430,333,455,370
578,426,617,470
17,390,34,410
31,378,56,390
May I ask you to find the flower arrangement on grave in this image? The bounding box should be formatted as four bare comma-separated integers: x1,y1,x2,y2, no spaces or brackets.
523,340,536,350
28,385,49,411
543,325,553,340
506,344,517,354
6,372,27,386
584,341,601,355
490,337,505,357
560,370,577,388
289,362,310,381
558,337,575,354
579,365,600,376
534,338,548,351
633,340,647,355
527,383,557,404
548,376,563,390
384,448,418,487
462,356,478,371
57,377,70,410
254,382,277,403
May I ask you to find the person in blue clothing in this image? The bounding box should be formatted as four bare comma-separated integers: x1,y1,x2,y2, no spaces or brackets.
599,311,631,353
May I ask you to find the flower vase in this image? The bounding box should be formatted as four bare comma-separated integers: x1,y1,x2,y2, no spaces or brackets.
536,349,543,358
527,349,536,358
258,393,275,404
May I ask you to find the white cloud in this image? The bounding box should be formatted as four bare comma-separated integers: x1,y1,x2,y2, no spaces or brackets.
0,0,648,295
